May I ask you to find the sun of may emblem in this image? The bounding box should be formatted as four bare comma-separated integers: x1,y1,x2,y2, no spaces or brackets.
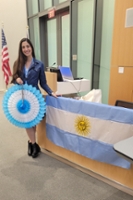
74,115,91,136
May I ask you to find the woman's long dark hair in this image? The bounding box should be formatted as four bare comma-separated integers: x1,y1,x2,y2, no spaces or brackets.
11,38,35,83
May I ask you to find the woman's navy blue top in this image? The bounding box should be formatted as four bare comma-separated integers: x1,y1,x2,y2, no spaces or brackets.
20,58,52,95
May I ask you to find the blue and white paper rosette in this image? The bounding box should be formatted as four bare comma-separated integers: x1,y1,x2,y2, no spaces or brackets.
2,84,46,128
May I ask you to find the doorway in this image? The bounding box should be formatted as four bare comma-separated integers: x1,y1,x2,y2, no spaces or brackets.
45,11,70,68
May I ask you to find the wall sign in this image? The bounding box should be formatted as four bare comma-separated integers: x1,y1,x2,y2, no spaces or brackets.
48,8,55,19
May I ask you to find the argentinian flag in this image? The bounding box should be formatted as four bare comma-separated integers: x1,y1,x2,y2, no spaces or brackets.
46,96,133,169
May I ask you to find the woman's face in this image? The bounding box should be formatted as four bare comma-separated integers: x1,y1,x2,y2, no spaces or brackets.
21,41,32,57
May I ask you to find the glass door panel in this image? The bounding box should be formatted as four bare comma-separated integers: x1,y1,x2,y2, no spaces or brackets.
59,0,67,3
27,0,38,16
77,0,95,82
47,19,57,67
61,14,70,67
29,17,41,60
44,0,52,9
33,18,41,60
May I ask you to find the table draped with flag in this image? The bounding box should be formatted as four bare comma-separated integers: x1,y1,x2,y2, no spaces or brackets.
1,28,12,85
45,96,133,169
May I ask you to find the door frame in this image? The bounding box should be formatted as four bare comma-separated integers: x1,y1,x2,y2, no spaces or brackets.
41,8,69,68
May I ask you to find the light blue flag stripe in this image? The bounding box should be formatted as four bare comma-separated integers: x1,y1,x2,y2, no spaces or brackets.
46,124,130,168
46,96,133,124
46,124,130,169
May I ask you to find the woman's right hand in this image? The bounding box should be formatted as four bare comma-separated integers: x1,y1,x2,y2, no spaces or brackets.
16,77,23,85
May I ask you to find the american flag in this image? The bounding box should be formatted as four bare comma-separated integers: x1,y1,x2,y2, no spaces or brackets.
1,29,12,85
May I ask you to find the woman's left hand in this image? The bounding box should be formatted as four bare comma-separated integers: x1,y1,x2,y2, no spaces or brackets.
51,92,58,98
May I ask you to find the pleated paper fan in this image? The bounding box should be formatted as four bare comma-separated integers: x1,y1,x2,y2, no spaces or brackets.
2,84,46,128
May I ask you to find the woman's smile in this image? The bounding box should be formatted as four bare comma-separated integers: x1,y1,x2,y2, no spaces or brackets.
22,41,32,57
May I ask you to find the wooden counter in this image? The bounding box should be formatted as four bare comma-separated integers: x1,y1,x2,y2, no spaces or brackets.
38,69,133,192
37,117,133,191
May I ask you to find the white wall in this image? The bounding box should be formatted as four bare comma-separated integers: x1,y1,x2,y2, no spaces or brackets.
0,0,27,90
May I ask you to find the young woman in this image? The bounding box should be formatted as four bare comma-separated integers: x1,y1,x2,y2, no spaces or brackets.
11,38,57,158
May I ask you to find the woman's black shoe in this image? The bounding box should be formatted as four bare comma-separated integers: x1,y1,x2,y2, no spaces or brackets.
32,143,41,158
28,141,33,156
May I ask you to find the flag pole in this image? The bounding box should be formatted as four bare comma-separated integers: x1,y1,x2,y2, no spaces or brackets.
1,21,4,28
26,25,29,39
1,22,11,92
1,22,7,92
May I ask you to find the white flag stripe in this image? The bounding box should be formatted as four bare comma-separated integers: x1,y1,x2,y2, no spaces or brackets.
2,44,7,48
3,68,8,74
3,50,8,56
2,44,7,47
3,66,9,74
46,106,133,144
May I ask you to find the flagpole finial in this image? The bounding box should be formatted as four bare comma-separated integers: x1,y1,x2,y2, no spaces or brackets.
1,22,4,28
26,25,29,39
